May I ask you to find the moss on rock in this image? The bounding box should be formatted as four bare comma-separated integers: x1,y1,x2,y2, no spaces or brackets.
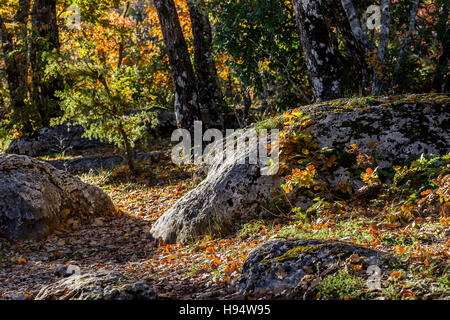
274,244,326,262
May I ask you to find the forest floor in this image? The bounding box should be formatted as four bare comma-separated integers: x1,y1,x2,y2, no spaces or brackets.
0,138,448,300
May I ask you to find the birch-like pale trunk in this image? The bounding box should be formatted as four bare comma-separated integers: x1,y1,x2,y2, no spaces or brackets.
373,0,391,95
391,0,420,91
332,0,371,91
340,0,375,52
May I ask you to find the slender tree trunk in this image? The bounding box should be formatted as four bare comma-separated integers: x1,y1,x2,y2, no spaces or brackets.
340,0,374,52
433,1,449,93
0,0,33,133
391,0,420,91
187,0,224,128
119,123,136,173
241,82,251,127
291,0,343,102
153,0,201,132
30,0,61,127
260,70,269,113
373,0,391,95
98,73,136,173
331,0,371,92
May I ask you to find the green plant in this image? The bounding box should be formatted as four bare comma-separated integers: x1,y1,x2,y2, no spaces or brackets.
317,269,368,300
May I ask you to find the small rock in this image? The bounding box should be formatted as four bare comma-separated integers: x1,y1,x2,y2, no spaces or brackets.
93,218,104,227
54,265,68,277
36,271,157,300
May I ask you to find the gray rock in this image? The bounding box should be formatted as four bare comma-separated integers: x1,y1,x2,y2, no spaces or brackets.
36,271,157,300
150,98,449,244
48,155,124,173
237,239,395,295
304,99,449,173
53,264,82,278
6,124,104,157
147,108,178,137
54,265,69,277
0,154,115,240
46,152,168,174
150,131,281,243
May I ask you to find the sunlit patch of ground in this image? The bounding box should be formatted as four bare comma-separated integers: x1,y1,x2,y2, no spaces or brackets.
0,144,448,300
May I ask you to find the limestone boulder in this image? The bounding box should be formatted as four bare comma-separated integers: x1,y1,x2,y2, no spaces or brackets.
0,154,115,240
36,271,157,300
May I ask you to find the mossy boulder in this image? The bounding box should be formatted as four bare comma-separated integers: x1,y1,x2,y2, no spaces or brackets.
151,94,449,244
150,131,281,244
238,239,396,297
301,94,449,173
35,271,157,300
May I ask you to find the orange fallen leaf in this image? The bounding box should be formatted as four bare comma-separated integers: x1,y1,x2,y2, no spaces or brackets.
390,271,403,279
352,264,363,272
212,258,222,267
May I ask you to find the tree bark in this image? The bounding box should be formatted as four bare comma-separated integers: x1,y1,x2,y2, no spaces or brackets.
373,0,391,95
241,81,251,127
187,0,224,127
153,0,201,132
391,0,420,91
291,0,343,102
433,1,449,93
340,0,374,52
30,0,61,127
0,0,33,133
331,0,371,92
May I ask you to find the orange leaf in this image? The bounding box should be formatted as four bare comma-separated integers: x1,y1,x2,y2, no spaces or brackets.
420,189,432,196
390,271,403,279
352,264,363,272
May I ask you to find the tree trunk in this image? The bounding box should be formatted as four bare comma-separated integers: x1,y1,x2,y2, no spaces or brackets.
331,0,371,92
0,0,33,133
373,0,391,95
119,123,136,173
340,0,374,52
241,82,252,127
153,0,201,132
391,0,420,91
30,0,61,127
433,1,449,93
187,0,224,128
291,0,343,102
